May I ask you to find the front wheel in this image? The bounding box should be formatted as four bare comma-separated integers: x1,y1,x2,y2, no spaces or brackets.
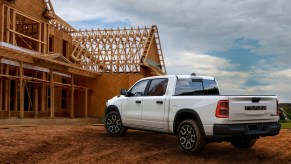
177,119,206,153
231,138,257,149
104,111,127,136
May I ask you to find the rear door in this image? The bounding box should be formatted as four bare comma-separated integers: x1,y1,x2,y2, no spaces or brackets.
142,78,168,129
228,96,278,121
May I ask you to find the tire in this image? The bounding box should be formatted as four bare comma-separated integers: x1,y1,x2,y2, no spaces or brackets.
230,137,257,149
177,119,206,153
104,111,127,136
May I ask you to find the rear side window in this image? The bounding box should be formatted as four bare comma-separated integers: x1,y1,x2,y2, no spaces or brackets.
175,79,219,96
203,79,220,95
147,78,168,96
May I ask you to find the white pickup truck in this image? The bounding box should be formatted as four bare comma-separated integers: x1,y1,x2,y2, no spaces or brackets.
104,74,281,153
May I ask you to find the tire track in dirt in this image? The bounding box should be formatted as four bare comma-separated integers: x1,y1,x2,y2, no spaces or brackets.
0,126,290,163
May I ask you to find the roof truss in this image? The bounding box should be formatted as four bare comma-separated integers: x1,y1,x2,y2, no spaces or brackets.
70,25,166,75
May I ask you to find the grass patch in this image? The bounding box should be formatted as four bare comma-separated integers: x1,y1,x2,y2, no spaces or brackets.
280,121,291,129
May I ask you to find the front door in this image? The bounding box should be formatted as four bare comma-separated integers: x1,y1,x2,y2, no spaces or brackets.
121,80,149,127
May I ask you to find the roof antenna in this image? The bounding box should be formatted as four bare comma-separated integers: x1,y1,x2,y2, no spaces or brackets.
191,73,196,76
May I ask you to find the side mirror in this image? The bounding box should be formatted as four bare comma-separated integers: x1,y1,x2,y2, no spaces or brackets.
120,89,128,96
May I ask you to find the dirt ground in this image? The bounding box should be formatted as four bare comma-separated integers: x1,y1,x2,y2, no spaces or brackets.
0,125,290,164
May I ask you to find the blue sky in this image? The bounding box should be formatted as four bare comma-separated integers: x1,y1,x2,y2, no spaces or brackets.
51,0,291,102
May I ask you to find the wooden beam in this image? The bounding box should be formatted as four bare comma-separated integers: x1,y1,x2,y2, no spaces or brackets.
0,64,3,110
6,6,10,43
4,64,9,113
70,74,74,118
0,48,34,64
0,4,4,41
38,22,42,52
50,68,54,119
12,9,15,45
41,72,46,112
33,58,98,78
8,29,46,44
34,85,38,118
19,61,24,119
85,88,88,118
13,68,18,111
43,23,48,53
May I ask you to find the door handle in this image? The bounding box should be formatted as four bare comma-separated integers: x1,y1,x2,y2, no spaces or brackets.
135,100,141,104
156,101,163,104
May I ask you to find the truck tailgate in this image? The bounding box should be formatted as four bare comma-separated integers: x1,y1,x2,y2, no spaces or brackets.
228,96,278,121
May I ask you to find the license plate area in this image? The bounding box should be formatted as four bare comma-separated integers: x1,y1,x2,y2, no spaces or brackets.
245,106,266,110
248,124,259,131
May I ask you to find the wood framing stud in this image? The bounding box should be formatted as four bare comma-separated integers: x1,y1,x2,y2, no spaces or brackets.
50,68,54,119
41,72,46,112
4,65,9,113
0,64,3,111
85,88,88,118
70,74,74,118
13,68,18,111
19,61,24,119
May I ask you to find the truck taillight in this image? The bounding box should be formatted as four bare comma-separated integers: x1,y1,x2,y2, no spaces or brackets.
216,100,229,118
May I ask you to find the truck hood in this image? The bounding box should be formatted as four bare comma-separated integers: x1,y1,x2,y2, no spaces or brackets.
107,95,125,106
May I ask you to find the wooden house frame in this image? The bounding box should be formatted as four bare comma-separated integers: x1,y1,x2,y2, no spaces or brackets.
0,0,166,119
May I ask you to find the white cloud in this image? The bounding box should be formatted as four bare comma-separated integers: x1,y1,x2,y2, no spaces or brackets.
51,0,291,102
165,52,249,94
51,0,291,61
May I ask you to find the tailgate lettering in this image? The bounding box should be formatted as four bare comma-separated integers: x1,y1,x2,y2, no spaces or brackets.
245,106,266,110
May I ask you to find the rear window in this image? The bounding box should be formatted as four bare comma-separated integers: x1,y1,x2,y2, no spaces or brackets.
174,78,219,96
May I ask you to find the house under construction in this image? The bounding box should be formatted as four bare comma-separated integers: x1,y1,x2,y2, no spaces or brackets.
0,0,166,119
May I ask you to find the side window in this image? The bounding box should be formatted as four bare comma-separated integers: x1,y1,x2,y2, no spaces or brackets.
147,79,168,96
203,79,220,95
130,80,149,96
175,79,204,96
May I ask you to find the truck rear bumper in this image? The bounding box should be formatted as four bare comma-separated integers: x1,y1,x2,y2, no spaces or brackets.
213,122,281,138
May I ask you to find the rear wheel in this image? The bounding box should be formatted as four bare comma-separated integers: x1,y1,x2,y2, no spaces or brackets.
231,137,257,149
104,111,127,136
177,119,206,153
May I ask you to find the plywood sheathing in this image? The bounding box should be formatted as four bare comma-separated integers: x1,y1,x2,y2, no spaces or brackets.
48,25,73,58
74,73,143,117
3,0,49,22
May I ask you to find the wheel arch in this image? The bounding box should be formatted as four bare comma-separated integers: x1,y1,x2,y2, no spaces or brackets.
173,109,205,136
105,105,121,117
